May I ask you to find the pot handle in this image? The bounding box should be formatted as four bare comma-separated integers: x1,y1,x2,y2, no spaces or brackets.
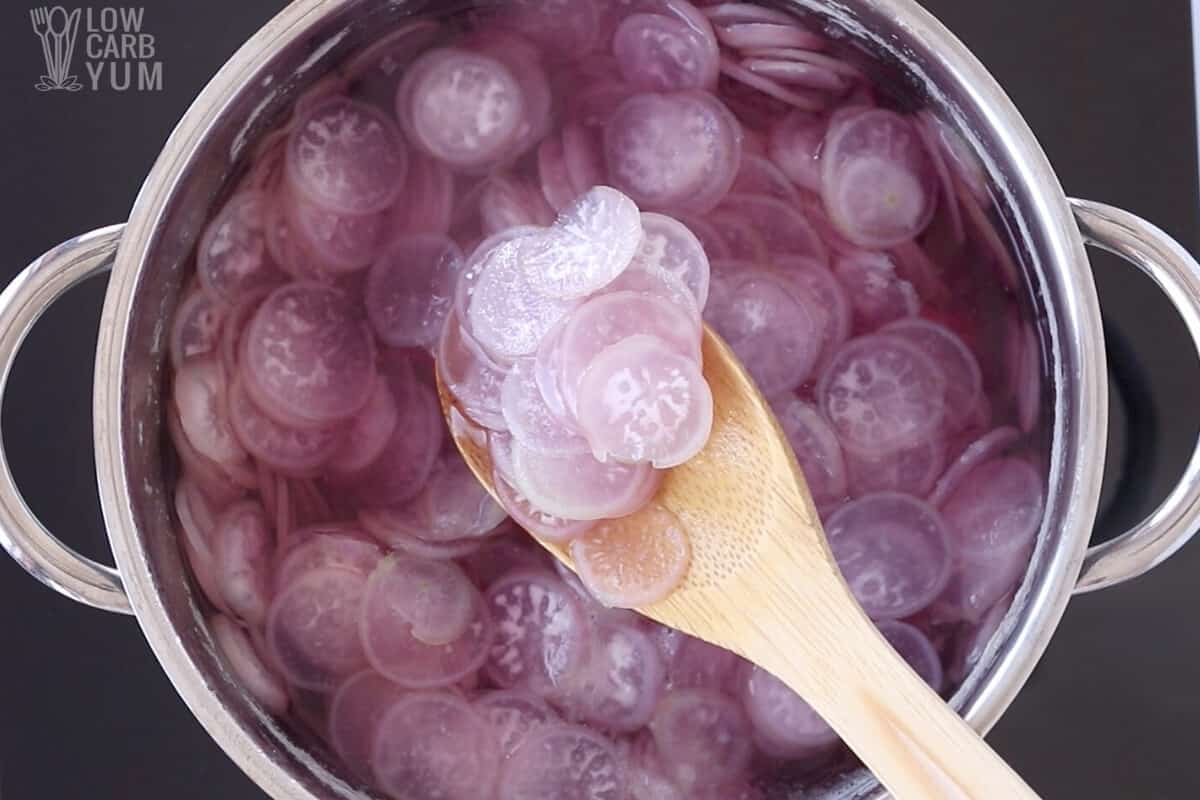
1071,199,1200,593
0,225,131,614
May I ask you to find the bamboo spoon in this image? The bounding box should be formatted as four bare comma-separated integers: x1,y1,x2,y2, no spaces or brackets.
437,325,1041,800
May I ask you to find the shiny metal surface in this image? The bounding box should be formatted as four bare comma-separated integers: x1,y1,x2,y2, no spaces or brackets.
0,0,1185,797
0,225,131,614
1070,199,1200,593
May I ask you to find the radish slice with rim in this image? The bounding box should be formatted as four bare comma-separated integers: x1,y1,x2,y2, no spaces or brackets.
558,623,666,733
365,234,462,349
570,503,692,608
511,443,660,522
363,555,478,646
650,688,753,790
502,357,590,457
741,664,838,757
613,12,719,92
770,395,847,509
197,191,284,303
626,212,711,309
928,426,1021,507
266,566,369,691
328,670,406,781
882,318,983,434
495,723,625,800
210,614,289,715
876,620,944,692
171,289,225,370
438,319,511,431
476,689,560,758
227,378,342,477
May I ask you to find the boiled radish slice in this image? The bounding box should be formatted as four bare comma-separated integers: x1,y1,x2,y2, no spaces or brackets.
476,689,560,758
718,192,827,261
511,444,660,521
197,191,283,303
174,356,247,470
365,235,462,349
228,378,342,477
824,492,953,620
370,692,500,800
834,251,920,330
283,189,387,273
882,318,983,433
171,289,225,370
423,453,508,540
613,12,719,92
241,283,377,429
570,503,692,608
877,620,944,692
818,334,948,455
941,457,1045,564
274,529,382,589
495,470,597,543
741,665,838,757
770,395,847,509
399,48,526,171
650,689,753,790
287,96,407,215
495,723,625,800
328,670,406,780
575,335,713,468
604,90,743,214
774,255,852,366
437,318,510,431
558,623,666,733
626,212,711,309
363,555,477,646
928,426,1021,507
266,566,369,691
768,110,826,191
502,357,590,457
326,381,400,476
210,614,289,715
485,570,592,696
530,186,643,299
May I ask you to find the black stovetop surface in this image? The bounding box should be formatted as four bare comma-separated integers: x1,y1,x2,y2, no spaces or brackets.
1,1,1197,797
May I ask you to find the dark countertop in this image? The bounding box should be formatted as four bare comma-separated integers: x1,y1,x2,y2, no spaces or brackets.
0,1,1197,797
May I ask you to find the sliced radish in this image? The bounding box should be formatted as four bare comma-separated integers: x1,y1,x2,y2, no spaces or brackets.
365,234,463,349
210,614,289,715
941,457,1044,564
876,620,944,692
650,689,753,790
731,154,801,203
511,443,660,521
171,289,225,370
704,212,768,262
228,378,342,477
266,566,368,691
388,153,456,236
326,380,400,475
833,251,920,331
174,356,247,469
422,451,508,540
846,437,947,498
502,357,589,456
768,110,826,191
570,503,691,608
741,664,838,757
770,395,847,509
274,528,381,590
197,191,283,303
495,723,624,800
626,212,711,309
774,255,852,366
558,623,666,733
479,175,556,236
883,318,983,434
328,670,406,780
364,555,477,646
438,318,511,431
718,192,826,260
613,12,719,92
928,426,1021,507
476,689,560,758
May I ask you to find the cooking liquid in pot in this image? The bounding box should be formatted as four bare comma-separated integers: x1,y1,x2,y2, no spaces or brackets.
166,1,1050,797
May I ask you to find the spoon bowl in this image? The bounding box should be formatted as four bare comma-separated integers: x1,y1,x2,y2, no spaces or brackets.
438,324,1040,800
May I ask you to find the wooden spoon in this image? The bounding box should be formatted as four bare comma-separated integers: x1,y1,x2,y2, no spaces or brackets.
437,325,1040,800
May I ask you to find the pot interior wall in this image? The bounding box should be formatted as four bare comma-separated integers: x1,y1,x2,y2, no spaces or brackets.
111,1,1073,798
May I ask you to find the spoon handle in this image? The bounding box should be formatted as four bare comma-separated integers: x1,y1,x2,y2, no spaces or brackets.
745,553,1042,800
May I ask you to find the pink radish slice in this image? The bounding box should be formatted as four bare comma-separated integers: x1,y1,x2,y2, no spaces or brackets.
741,665,838,756
570,503,692,607
705,269,823,396
365,234,463,349
168,407,246,506
438,319,510,431
326,380,400,475
934,542,1031,625
174,356,247,469
626,212,711,308
604,90,743,214
227,378,342,477
824,492,953,620
718,192,827,260
576,335,713,468
558,623,665,733
650,689,753,789
362,584,494,687
770,395,847,508
371,691,500,800
283,188,387,273
558,290,702,415
731,154,801,204
613,12,719,92
266,566,368,690
821,109,938,248
479,175,556,236
388,153,456,236
360,507,488,561
210,614,289,715
328,670,406,780
715,21,826,50
274,530,382,590
941,457,1045,564
605,260,702,316
528,186,643,299
496,723,625,800
743,46,865,77
502,357,589,457
511,442,660,521
470,32,554,163
561,122,607,195
702,2,802,27
171,289,225,370
286,96,407,215
476,689,560,758
846,436,947,498
325,380,442,509
398,48,525,171
914,112,966,245
496,469,596,543
240,283,377,428
197,191,284,303
928,426,1022,507
876,620,944,692
262,197,333,283
917,110,988,203
364,555,477,646
539,135,579,212
717,57,826,111
774,255,852,365
466,233,580,361
704,212,768,262
219,287,270,376
742,57,849,92
422,452,508,540
553,559,641,629
833,251,920,331
177,480,231,613
818,334,947,454
882,319,983,434
484,570,592,696
769,110,826,192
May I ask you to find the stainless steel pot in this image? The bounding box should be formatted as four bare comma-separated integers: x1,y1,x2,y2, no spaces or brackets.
1,0,1199,798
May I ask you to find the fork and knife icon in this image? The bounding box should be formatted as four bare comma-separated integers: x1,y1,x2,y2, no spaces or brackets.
30,6,84,92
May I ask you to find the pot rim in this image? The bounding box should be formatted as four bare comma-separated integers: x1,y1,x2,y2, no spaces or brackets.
92,1,1107,798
